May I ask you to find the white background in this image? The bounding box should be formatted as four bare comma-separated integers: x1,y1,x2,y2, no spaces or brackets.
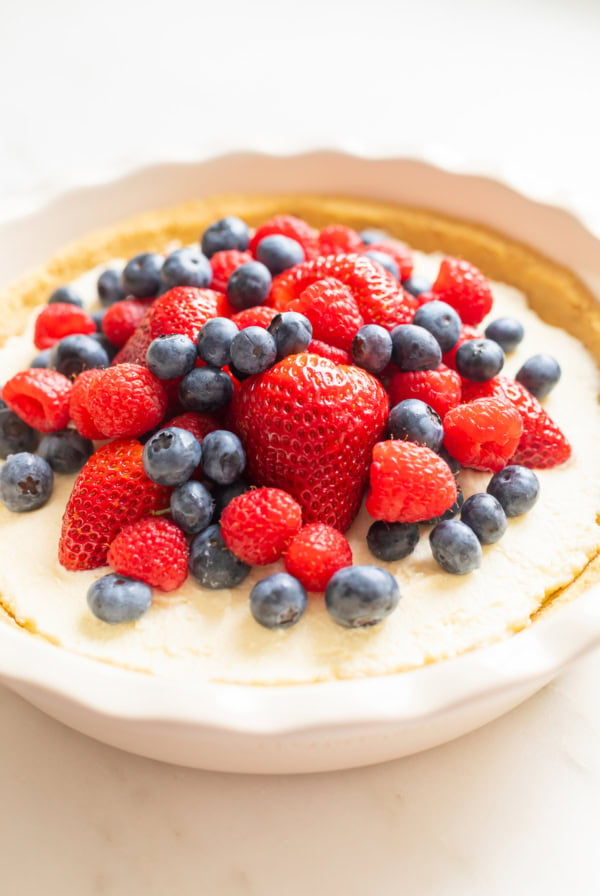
1,0,600,892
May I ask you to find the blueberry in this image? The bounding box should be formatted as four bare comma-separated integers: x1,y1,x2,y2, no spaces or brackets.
230,326,277,375
87,574,152,624
515,354,561,399
179,367,234,413
90,332,119,362
30,349,52,369
121,252,164,298
366,521,420,562
188,524,251,589
429,520,482,574
200,430,246,485
146,334,197,380
455,338,505,382
38,429,93,474
0,408,39,459
201,216,250,258
48,285,83,307
226,261,272,311
250,573,308,629
161,247,212,289
98,268,127,306
196,317,239,368
438,446,461,477
325,565,400,628
268,311,312,359
0,397,6,410
142,427,202,486
90,309,106,332
211,479,252,522
461,492,507,544
49,334,109,378
352,324,393,374
487,465,540,517
484,317,524,353
359,228,387,245
170,480,215,534
402,275,432,298
0,452,53,512
256,235,305,275
413,300,461,353
389,398,444,452
390,324,442,371
421,486,465,525
365,250,399,279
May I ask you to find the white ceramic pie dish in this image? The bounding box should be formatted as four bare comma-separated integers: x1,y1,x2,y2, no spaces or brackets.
1,151,599,774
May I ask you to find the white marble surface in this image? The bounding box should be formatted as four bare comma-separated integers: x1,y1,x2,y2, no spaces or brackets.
1,0,600,893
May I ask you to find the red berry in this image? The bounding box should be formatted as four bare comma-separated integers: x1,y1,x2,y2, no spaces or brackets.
69,369,106,439
33,303,96,350
432,258,493,325
442,324,482,370
221,487,303,565
388,365,462,419
318,224,363,257
231,305,279,330
2,368,72,432
210,250,253,293
287,277,364,353
102,299,148,348
284,523,352,592
366,440,458,523
87,363,167,438
250,215,319,261
306,340,351,365
165,411,219,442
362,240,413,280
108,516,188,592
443,398,523,472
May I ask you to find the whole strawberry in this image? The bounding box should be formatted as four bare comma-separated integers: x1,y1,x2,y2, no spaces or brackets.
432,258,493,325
108,516,188,591
287,277,364,353
221,487,303,565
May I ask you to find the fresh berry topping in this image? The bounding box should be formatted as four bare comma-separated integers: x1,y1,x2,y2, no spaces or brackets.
211,479,252,522
178,367,234,413
59,439,170,570
443,398,522,472
102,299,150,348
200,429,246,485
287,277,364,353
161,247,212,289
389,398,444,452
49,333,109,379
145,334,197,380
0,407,39,459
209,249,253,292
250,573,308,629
34,303,96,350
230,326,277,375
429,520,482,575
515,354,561,399
91,310,106,333
68,369,106,439
197,317,239,367
442,324,482,371
432,258,493,325
413,300,461,353
387,366,462,419
487,464,540,517
306,340,351,365
420,485,465,525
38,429,94,474
188,523,251,589
170,480,215,534
318,224,363,257
30,349,51,369
108,516,188,592
48,285,83,307
366,520,420,562
325,565,400,628
284,523,352,592
87,364,167,439
98,268,127,306
484,317,524,353
359,228,387,245
439,446,462,476
366,440,457,523
231,354,388,530
165,411,219,441
87,574,152,624
221,487,302,565
351,324,393,374
249,215,319,261
268,311,313,359
122,252,164,297
402,275,432,298
3,369,72,432
460,493,507,544
142,427,202,486
231,305,280,330
455,338,505,382
390,324,442,371
364,250,399,279
201,216,250,258
226,261,272,311
362,240,413,281
255,234,305,275
0,452,53,512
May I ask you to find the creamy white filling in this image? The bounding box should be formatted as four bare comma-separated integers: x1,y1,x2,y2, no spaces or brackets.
0,252,599,684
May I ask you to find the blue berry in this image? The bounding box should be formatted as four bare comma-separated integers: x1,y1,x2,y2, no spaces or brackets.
389,398,444,452
515,354,561,399
98,268,127,306
413,300,461,353
0,452,53,512
146,334,197,380
211,479,252,521
325,565,400,628
256,235,305,275
429,520,482,574
49,334,109,378
365,250,399,279
38,429,93,474
200,430,246,485
366,521,420,562
438,446,461,476
486,465,540,517
402,275,432,298
201,216,250,258
170,480,215,534
352,324,393,374
142,427,202,487
461,492,507,544
196,317,239,368
226,261,272,311
230,326,277,375
0,397,6,410
30,349,52,368
250,573,308,629
90,332,119,362
455,338,504,382
179,367,234,413
268,311,312,359
188,524,251,589
87,574,152,624
421,487,464,525
90,309,106,332
121,253,163,298
484,317,524,353
0,408,39,459
161,247,212,289
390,324,442,371
359,228,387,245
48,285,82,307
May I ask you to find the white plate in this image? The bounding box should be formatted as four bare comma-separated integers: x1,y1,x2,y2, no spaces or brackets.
1,152,599,774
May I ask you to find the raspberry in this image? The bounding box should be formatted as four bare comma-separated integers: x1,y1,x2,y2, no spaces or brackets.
443,398,523,472
432,258,493,325
33,303,96,350
366,440,457,523
108,516,188,591
287,277,364,353
69,369,106,439
87,363,167,438
387,366,462,419
231,306,280,330
318,225,363,257
220,487,303,565
442,324,482,370
307,340,351,365
2,369,72,432
210,249,253,293
102,299,149,348
165,411,219,442
250,215,319,261
361,240,413,280
284,523,352,592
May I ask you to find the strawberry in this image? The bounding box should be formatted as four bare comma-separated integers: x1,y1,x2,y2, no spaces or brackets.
443,398,523,472
33,303,96,350
58,440,170,571
318,224,363,257
306,340,351,365
230,353,389,530
87,363,167,439
108,516,188,591
210,249,253,293
231,305,279,330
432,258,493,325
287,277,364,352
361,240,413,280
165,411,219,441
250,214,319,260
387,365,462,419
284,523,352,592
221,487,303,565
2,369,71,432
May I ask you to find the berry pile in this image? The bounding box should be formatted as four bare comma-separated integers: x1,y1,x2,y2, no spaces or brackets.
0,213,572,631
